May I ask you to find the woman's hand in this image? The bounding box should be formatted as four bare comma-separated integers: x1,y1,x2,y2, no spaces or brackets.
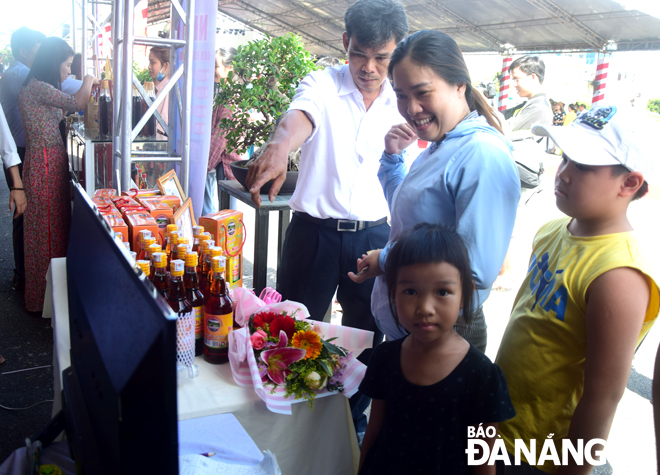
384,123,417,155
348,249,383,284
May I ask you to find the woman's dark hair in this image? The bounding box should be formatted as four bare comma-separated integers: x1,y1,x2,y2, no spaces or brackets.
568,103,577,112
384,223,476,333
70,53,82,80
388,30,503,134
150,47,170,69
344,0,409,48
23,37,74,90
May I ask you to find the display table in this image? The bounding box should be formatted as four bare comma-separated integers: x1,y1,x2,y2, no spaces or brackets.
217,180,291,294
45,258,360,475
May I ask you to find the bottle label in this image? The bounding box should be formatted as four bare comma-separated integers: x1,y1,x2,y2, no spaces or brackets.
204,312,234,349
194,306,203,340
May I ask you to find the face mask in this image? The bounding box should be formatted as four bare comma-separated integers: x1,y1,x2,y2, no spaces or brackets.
156,67,166,82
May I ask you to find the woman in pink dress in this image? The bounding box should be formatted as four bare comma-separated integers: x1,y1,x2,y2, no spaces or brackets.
19,37,95,313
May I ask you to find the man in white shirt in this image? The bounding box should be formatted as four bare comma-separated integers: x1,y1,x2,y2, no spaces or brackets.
246,0,409,439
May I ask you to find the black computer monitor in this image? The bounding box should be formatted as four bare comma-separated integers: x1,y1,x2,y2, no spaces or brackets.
63,183,178,474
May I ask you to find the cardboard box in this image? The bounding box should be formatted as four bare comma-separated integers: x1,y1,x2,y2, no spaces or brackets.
139,195,181,212
199,210,244,289
103,215,129,243
140,198,174,243
121,188,162,198
93,188,117,198
125,212,161,252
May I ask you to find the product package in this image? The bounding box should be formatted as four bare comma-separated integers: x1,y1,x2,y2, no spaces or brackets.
198,210,245,289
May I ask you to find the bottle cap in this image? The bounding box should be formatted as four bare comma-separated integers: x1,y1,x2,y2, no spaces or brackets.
193,226,204,237
138,229,152,246
170,259,185,276
199,232,212,242
212,255,226,272
101,79,109,89
169,231,181,247
114,231,124,241
153,252,167,267
201,239,215,253
178,236,189,246
210,246,223,258
185,252,198,267
128,251,137,262
123,241,131,251
177,243,190,260
148,243,162,258
143,236,156,249
137,260,151,275
166,224,178,234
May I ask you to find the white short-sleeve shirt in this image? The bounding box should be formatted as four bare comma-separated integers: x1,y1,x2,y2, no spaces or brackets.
288,65,405,221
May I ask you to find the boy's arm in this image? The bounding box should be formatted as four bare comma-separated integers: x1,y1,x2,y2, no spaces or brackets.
358,398,385,472
556,266,650,475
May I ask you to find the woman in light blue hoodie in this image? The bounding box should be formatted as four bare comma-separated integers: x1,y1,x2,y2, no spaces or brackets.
350,30,520,352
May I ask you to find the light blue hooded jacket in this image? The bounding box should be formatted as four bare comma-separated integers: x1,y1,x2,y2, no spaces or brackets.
372,111,521,340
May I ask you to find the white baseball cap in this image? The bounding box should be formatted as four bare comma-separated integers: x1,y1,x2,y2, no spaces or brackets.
532,105,656,184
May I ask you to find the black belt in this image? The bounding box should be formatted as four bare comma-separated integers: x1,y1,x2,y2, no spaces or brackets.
295,212,387,232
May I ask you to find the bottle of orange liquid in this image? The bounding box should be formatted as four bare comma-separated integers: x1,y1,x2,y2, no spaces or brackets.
197,232,212,267
177,239,190,262
152,252,169,299
184,251,205,356
192,226,204,254
204,246,224,303
198,239,215,299
204,256,234,364
168,231,182,268
165,224,178,257
138,233,155,261
148,243,162,280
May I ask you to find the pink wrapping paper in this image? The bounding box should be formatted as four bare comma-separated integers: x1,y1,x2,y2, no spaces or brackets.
228,300,373,415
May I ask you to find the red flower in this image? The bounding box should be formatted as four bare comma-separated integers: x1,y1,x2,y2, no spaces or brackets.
253,311,278,331
269,315,296,340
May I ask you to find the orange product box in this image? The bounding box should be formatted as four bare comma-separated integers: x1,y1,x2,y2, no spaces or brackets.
112,196,141,213
93,188,117,197
198,210,245,289
139,195,181,212
125,212,161,252
92,196,115,209
103,215,129,243
121,188,162,198
140,199,173,243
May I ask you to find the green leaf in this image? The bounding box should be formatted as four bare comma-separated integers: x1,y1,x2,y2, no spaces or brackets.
323,339,347,357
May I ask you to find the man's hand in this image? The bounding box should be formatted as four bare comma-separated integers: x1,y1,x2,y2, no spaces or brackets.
9,189,26,217
245,141,289,207
384,123,417,156
348,249,383,284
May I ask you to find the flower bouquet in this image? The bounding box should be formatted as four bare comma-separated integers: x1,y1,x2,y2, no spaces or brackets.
229,299,373,414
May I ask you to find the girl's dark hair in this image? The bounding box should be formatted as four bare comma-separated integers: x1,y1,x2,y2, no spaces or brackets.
388,30,503,135
384,223,476,333
150,47,170,68
23,37,74,90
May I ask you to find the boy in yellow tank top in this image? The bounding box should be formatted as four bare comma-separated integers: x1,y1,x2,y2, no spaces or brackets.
495,105,659,474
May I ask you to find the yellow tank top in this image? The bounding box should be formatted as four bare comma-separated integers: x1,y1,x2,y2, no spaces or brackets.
496,217,659,473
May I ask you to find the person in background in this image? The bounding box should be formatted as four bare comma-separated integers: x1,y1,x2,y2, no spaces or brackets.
203,47,241,215
349,29,520,353
19,37,96,314
246,0,410,442
148,46,170,139
70,53,82,80
552,101,565,126
0,102,26,229
496,106,659,474
0,26,45,293
563,103,578,126
578,103,587,113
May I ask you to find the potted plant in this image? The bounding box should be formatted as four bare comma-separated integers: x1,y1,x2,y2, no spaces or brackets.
214,33,318,193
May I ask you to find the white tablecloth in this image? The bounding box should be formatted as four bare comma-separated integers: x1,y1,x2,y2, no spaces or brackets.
47,258,360,475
